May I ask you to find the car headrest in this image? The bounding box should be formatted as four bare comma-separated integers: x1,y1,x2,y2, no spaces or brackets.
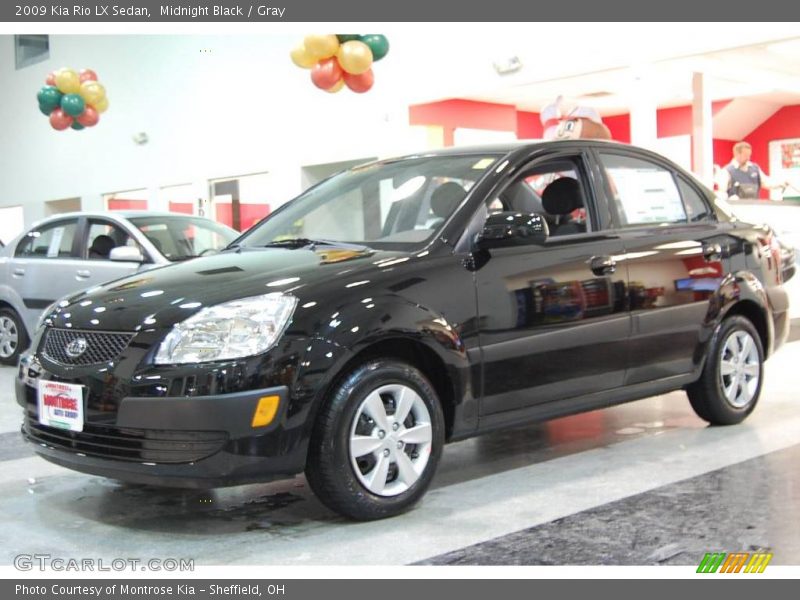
430,182,467,219
89,234,115,257
541,177,582,216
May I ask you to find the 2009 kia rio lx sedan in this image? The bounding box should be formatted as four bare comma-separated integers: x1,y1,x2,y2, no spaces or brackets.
17,140,791,520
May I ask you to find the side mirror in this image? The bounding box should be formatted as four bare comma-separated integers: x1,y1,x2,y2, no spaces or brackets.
109,246,145,263
475,212,549,250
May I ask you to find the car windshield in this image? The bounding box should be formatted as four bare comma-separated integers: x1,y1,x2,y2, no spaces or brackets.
128,215,238,261
236,154,502,250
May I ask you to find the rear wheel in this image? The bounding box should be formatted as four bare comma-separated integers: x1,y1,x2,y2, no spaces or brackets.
687,315,764,425
306,359,445,520
0,308,28,366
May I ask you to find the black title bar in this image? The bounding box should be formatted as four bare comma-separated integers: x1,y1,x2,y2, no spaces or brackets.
3,0,800,22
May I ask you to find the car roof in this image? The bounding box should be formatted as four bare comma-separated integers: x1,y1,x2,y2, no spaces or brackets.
384,138,631,158
35,210,206,221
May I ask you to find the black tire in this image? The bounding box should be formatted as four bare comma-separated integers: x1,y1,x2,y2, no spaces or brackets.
306,359,445,521
686,315,764,425
0,308,29,366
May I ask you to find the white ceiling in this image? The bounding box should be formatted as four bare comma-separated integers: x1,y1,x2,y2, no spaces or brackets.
381,25,800,135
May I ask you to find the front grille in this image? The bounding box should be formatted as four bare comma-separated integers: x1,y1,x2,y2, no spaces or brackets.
41,328,134,366
24,418,228,463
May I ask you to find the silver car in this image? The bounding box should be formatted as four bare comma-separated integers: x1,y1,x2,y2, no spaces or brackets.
0,211,238,364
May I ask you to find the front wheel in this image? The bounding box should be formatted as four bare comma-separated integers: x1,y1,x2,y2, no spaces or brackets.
306,359,445,520
687,315,764,425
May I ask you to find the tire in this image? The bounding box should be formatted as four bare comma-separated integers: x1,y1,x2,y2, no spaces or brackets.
686,315,764,425
306,359,445,521
0,308,29,366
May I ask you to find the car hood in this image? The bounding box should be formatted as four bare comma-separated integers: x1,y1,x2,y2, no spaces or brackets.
46,245,407,332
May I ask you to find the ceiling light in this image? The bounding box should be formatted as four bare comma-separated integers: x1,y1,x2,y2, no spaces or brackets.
492,56,522,75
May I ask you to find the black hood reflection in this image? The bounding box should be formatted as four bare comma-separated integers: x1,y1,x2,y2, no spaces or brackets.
45,245,395,333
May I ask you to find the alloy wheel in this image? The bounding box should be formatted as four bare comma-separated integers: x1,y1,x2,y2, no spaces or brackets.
0,316,19,359
348,383,433,497
718,330,760,409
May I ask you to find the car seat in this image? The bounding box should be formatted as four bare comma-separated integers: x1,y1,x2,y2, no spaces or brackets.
541,178,585,236
88,234,116,259
428,182,467,229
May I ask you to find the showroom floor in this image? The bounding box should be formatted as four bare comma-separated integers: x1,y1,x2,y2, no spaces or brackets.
2,328,799,567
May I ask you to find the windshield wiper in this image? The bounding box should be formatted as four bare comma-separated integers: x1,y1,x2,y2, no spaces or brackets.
260,238,369,251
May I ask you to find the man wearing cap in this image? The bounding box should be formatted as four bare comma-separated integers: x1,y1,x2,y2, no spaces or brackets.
718,141,788,200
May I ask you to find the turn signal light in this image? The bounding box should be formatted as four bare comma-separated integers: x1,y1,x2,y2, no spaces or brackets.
251,395,280,428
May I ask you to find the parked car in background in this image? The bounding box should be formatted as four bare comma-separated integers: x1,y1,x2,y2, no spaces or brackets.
0,211,237,364
17,141,792,520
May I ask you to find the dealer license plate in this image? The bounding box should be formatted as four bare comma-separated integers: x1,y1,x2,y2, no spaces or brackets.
37,380,85,432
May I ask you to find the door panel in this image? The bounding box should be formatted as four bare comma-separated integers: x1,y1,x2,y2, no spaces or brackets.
476,235,629,415
619,225,730,383
9,218,81,328
594,150,729,384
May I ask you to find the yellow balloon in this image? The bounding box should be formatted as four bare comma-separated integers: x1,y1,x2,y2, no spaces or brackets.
55,68,81,94
303,34,339,60
326,79,345,93
337,40,373,75
290,44,316,69
79,81,106,106
93,96,109,113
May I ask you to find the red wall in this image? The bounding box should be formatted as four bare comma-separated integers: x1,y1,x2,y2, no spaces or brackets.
107,198,147,210
516,111,543,139
604,114,630,143
745,105,800,175
168,202,194,215
216,204,270,232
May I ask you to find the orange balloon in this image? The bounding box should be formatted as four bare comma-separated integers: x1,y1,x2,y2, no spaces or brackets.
290,44,316,69
303,34,339,60
337,41,373,75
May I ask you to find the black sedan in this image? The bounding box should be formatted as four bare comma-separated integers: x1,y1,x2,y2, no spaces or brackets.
17,140,791,520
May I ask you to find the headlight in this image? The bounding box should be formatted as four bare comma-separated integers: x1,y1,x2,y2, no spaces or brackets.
154,293,297,364
36,303,57,330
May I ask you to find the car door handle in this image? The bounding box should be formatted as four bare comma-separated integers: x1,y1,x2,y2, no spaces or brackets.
590,256,616,276
76,270,91,279
12,268,25,277
703,243,723,261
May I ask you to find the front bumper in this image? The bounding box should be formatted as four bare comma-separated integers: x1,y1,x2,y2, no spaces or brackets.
18,370,307,488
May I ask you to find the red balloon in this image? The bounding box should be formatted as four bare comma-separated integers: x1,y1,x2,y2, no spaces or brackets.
79,69,98,83
344,69,374,93
76,106,99,127
49,108,73,131
45,71,57,86
311,58,343,90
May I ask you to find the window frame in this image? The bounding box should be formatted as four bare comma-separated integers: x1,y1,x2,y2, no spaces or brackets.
592,148,721,232
14,218,81,260
457,149,609,253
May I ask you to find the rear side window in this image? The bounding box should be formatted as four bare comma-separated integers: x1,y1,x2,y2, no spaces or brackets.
677,177,713,223
598,153,687,227
15,220,78,258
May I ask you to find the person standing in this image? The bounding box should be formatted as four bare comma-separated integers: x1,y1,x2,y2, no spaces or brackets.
718,141,787,200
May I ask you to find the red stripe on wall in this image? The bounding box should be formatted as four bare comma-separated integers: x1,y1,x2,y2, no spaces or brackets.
108,199,147,210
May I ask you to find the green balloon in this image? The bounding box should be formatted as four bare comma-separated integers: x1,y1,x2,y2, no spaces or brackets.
37,86,62,113
359,34,389,61
38,102,52,116
71,121,85,130
337,34,360,43
61,93,85,117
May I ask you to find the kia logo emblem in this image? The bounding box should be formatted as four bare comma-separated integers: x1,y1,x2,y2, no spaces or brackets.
65,338,88,358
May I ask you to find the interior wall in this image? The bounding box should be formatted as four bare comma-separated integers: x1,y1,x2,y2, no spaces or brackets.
746,105,800,180
0,35,421,227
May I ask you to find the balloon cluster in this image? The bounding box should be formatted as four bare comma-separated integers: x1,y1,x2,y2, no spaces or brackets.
37,68,109,131
290,34,389,94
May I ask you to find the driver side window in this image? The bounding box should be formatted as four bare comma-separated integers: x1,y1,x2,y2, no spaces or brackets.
484,156,593,237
